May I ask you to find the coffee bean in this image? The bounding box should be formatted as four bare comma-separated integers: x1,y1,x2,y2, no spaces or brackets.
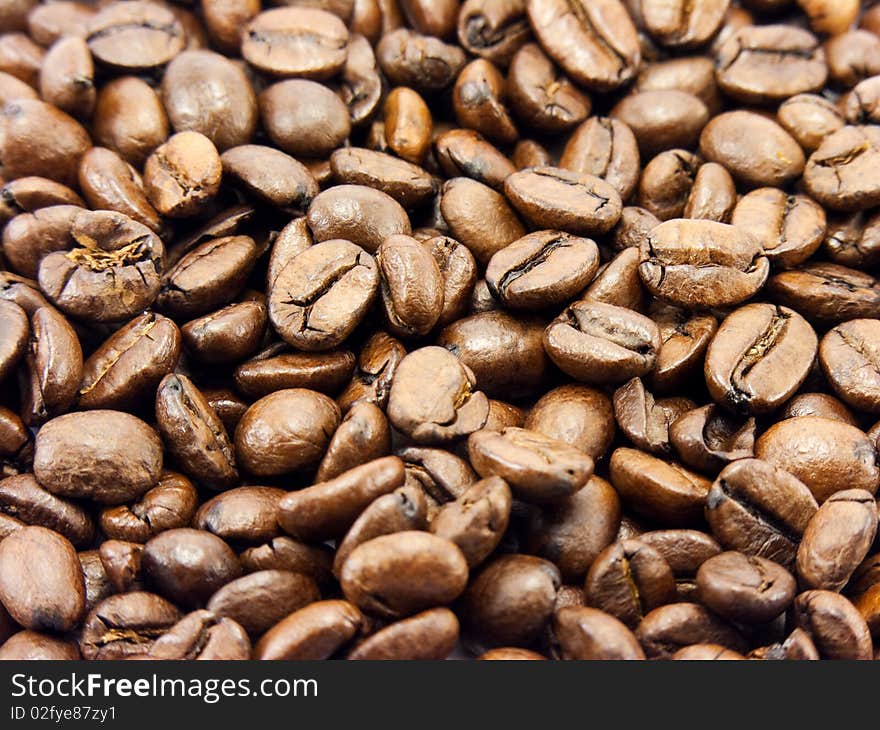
149,610,250,660
683,162,736,223
819,319,880,414
793,590,872,660
144,131,222,219
560,117,640,202
347,607,459,660
79,591,181,660
254,600,363,660
100,471,197,543
611,91,708,158
649,303,717,392
330,147,436,208
376,28,465,91
453,59,518,147
0,630,81,660
636,602,745,659
235,346,355,400
0,473,93,547
669,405,755,474
93,76,169,167
221,146,318,216
804,126,880,212
553,605,645,660
87,1,184,71
613,377,694,455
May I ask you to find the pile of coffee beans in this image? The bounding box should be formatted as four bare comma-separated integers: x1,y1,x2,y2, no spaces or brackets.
1,0,880,661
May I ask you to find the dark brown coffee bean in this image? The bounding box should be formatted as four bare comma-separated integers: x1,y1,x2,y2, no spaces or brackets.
240,537,334,588
79,592,181,660
142,528,240,607
376,28,466,92
0,100,90,188
613,378,694,456
0,406,32,478
486,231,599,311
254,600,363,660
768,263,880,326
243,7,348,79
797,489,878,593
347,607,459,660
504,166,622,236
453,59,518,146
559,117,640,202
525,385,614,460
636,602,745,659
38,36,94,120
706,458,818,569
93,76,169,167
181,300,266,365
221,146,317,216
337,331,406,412
0,473,93,548
823,212,880,270
585,539,676,628
637,149,700,221
86,1,184,70
804,126,880,212
552,605,644,660
79,312,180,411
194,486,284,546
820,320,880,414
376,234,443,337
144,131,222,219
649,303,717,393
98,539,144,593
793,590,872,660
100,471,198,544
0,526,84,632
669,405,755,474
468,427,593,503
526,0,640,92
461,553,559,648
330,147,436,208
0,176,83,228
314,402,390,483
610,447,712,525
433,129,513,190
2,204,80,279
777,93,844,154
397,446,478,509
308,185,411,254
149,610,250,660
543,300,661,384
639,219,769,310
700,111,805,188
756,417,879,504
611,90,708,158
0,631,81,660
341,531,469,618
639,529,721,600
681,162,735,223
78,550,113,615
235,346,355,401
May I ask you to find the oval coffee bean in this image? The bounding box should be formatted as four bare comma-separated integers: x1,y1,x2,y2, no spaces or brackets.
819,320,880,414
553,606,645,660
347,607,459,660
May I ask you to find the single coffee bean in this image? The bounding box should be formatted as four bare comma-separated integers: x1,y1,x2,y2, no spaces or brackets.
0,631,81,660
340,531,469,618
669,405,755,474
181,300,266,366
639,529,722,601
552,605,645,660
144,131,222,218
338,32,382,125
797,489,878,593
100,471,198,544
422,235,477,328
376,28,466,92
525,385,615,460
388,346,489,444
756,416,879,503
559,117,640,202
461,553,559,648
376,234,443,337
504,166,622,236
221,146,318,216
254,600,363,660
330,147,436,208
240,537,334,589
478,647,545,660
79,592,181,660
612,377,694,456
638,149,700,221
79,312,180,411
792,590,872,660
543,300,661,384
308,185,411,253
649,304,717,393
611,90,708,158
706,459,818,569
315,402,390,483
636,56,721,114
525,0,640,92
610,447,712,525
86,1,185,70
194,486,285,545
804,126,880,212
468,427,593,503
92,76,169,168
672,644,744,660
337,331,406,412
453,59,518,147
768,263,880,326
819,320,880,414
397,446,477,509
457,0,530,67
434,129,515,191
347,607,459,660
99,539,144,593
700,111,805,188
0,525,84,632
235,346,356,400
636,602,745,659
149,610,251,660
278,457,405,542
585,539,677,628
0,176,83,228
0,473,93,548
0,406,33,478
142,528,241,607
38,36,95,121
639,219,769,310
3,204,80,279
682,162,736,223
34,410,162,504
823,212,880,270
781,393,858,425
242,7,349,80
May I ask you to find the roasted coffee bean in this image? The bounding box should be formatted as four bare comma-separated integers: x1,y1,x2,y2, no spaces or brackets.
388,346,489,443
144,131,222,219
376,29,466,92
706,459,818,569
330,148,436,208
636,602,745,659
92,76,168,168
611,91,708,158
100,471,198,544
793,590,872,660
610,447,712,526
696,551,796,624
79,592,181,660
639,529,721,601
768,264,880,326
636,56,721,114
823,212,880,270
422,235,477,328
704,304,817,415
525,385,615,460
38,36,94,121
149,610,250,660
339,33,382,126
819,320,880,414
682,162,736,223
732,188,826,269
637,149,700,221
341,532,469,618
716,25,827,105
242,7,349,80
669,405,755,474
700,111,805,188
181,300,266,365
842,77,880,126
337,331,406,412
560,117,640,202
543,300,661,384
376,234,443,337
457,0,530,67
0,406,33,477
434,129,513,190
34,410,162,504
240,538,334,589
397,446,477,508
526,0,640,92
804,126,880,212
142,528,241,607
461,553,559,648
99,539,144,593
649,304,717,393
468,427,593,503
79,312,180,411
308,185,411,253
315,402,389,483
504,167,622,236
639,220,769,309
671,644,744,660
0,474,93,548
2,204,80,279
584,539,676,628
86,1,184,71
194,486,285,546
221,146,317,216
0,176,82,228
0,631,81,660
612,378,694,456
0,526,84,632
235,346,355,399
453,59,518,147
552,605,644,660
347,607,459,660
777,93,844,153
756,416,879,503
254,600,363,660
797,489,878,593
781,393,857,425
798,0,858,36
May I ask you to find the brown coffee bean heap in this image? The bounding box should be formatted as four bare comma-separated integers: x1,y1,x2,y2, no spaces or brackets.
1,0,880,661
